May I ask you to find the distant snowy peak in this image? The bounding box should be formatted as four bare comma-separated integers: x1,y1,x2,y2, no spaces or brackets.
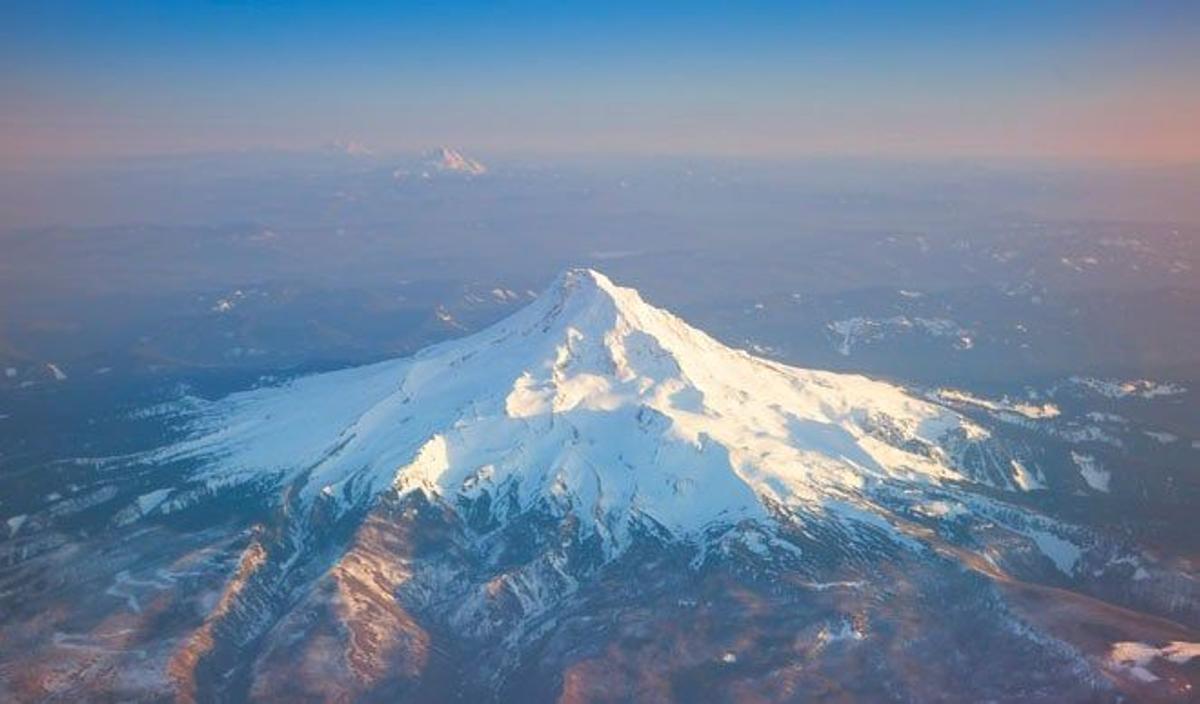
392,147,488,180
156,268,1036,558
425,146,487,175
323,139,374,157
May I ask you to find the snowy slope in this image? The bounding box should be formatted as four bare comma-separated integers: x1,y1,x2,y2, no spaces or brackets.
153,268,1028,556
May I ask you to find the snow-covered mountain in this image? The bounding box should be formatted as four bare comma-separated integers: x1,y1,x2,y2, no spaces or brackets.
1,269,1197,702
158,268,1026,552
392,147,488,180
424,146,487,176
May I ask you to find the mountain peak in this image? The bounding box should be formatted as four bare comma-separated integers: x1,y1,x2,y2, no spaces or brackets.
526,267,687,354
552,266,612,291
544,267,627,309
425,146,487,175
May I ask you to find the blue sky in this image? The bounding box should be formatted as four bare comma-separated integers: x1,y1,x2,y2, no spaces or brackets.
2,1,1198,160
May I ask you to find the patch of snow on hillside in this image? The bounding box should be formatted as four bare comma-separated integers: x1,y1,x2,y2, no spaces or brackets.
1024,527,1080,575
1108,640,1200,683
212,290,245,313
912,500,967,519
1070,452,1110,492
6,514,27,536
1010,460,1045,491
1068,377,1186,399
827,316,972,356
935,388,1060,420
135,489,173,515
1144,431,1177,444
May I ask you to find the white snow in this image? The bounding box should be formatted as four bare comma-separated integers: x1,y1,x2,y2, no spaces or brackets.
490,288,520,302
1084,411,1126,424
1161,641,1200,663
912,500,967,519
1024,528,1081,575
1108,640,1200,682
212,289,244,313
146,268,1031,558
1143,430,1178,444
935,388,1060,420
1068,377,1186,399
1010,460,1046,492
7,514,27,536
797,580,865,591
434,306,463,329
1070,452,1110,493
135,489,172,515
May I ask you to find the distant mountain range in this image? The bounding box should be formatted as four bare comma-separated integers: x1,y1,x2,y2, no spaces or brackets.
318,141,489,178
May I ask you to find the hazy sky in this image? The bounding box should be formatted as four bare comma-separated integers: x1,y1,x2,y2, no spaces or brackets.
2,1,1198,161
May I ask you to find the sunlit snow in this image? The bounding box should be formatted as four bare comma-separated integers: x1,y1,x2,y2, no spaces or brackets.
147,269,1036,555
